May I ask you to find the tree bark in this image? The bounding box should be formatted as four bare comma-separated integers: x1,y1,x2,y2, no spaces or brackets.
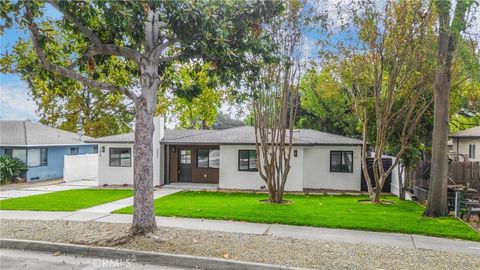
424,10,453,217
131,63,159,234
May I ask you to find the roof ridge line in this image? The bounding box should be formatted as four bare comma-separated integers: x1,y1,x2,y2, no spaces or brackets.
172,129,220,140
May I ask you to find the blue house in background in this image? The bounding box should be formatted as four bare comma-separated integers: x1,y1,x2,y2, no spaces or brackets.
0,120,98,181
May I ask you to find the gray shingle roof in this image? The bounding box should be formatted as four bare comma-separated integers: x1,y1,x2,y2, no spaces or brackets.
86,129,215,143
87,126,362,146
449,126,480,138
0,120,94,146
162,126,363,145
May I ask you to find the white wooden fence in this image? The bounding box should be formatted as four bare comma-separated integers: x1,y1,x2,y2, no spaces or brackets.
63,154,98,182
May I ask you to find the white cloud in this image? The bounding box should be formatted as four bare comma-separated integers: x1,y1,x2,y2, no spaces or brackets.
0,76,38,121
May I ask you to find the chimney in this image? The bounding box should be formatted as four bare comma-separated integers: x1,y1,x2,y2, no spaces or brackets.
153,116,165,142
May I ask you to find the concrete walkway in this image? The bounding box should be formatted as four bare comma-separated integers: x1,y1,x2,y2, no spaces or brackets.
1,209,479,257
0,179,99,200
75,188,181,214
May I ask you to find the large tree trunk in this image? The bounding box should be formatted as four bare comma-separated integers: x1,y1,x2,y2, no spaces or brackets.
424,13,453,217
131,64,159,234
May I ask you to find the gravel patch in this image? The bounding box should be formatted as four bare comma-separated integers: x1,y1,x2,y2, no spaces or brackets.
1,219,479,270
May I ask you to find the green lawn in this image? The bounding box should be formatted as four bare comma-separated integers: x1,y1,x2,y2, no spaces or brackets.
0,189,133,211
115,191,480,241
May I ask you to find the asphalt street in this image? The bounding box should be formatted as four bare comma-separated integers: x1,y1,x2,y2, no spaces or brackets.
0,248,190,270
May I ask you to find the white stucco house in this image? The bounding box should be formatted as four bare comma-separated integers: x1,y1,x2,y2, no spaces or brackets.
450,125,480,161
86,117,373,192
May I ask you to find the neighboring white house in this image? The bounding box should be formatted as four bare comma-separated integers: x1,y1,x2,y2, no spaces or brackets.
450,125,480,161
87,118,369,192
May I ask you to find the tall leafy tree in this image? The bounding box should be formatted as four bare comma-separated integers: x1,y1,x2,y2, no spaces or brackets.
169,63,222,129
1,0,282,238
334,0,437,203
250,0,305,203
296,68,359,137
425,0,477,217
1,27,135,137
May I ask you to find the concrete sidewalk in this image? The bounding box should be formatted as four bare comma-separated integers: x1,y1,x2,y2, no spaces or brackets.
0,179,98,200
1,209,479,257
75,189,181,214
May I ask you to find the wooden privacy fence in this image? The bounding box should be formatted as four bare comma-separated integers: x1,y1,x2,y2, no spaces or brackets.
414,160,480,191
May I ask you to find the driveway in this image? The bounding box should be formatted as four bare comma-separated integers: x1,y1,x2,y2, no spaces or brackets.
0,179,99,200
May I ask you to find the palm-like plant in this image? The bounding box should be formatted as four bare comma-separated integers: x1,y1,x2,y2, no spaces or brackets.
0,155,28,184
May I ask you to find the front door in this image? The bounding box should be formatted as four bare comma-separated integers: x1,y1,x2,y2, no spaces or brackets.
178,149,192,182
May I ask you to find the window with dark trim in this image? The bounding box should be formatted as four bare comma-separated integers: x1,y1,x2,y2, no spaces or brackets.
109,148,131,167
330,151,353,173
70,147,79,155
93,146,98,154
197,149,220,169
238,150,257,171
469,144,476,159
27,148,48,167
4,148,46,167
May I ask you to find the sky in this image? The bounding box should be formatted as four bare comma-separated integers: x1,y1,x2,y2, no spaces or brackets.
1,1,478,124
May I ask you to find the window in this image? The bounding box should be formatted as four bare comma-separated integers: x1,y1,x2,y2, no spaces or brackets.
27,148,48,167
70,147,79,155
197,149,220,168
93,146,98,154
109,148,131,167
238,150,257,171
4,148,27,163
469,144,476,159
179,149,191,164
330,151,353,173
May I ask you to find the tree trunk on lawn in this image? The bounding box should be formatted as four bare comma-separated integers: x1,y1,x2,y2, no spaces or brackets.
131,63,159,234
424,11,452,217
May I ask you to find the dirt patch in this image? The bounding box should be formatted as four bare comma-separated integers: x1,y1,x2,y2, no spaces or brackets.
358,199,395,205
259,199,293,204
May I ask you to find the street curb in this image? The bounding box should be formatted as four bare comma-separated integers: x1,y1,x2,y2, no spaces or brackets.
0,238,307,270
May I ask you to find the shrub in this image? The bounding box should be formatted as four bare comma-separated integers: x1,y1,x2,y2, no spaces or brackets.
0,155,28,184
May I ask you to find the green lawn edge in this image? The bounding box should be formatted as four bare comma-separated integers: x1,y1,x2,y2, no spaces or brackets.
0,188,133,211
114,191,480,242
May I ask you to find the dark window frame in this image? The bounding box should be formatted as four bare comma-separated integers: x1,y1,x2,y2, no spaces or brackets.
330,151,354,173
196,149,219,169
109,147,132,167
238,150,258,172
70,147,79,155
4,147,47,167
469,144,476,159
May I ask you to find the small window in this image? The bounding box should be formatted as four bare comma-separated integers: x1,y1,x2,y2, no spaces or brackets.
238,150,257,171
70,147,79,155
11,149,27,163
197,149,220,169
179,149,192,164
93,146,98,154
27,148,47,167
469,144,476,159
109,148,131,167
330,151,353,173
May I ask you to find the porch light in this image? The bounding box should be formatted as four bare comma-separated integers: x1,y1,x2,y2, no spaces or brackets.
294,150,298,157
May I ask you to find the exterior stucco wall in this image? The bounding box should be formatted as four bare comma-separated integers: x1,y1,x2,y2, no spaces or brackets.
452,137,480,161
218,144,304,192
303,145,362,191
0,144,96,181
97,142,161,186
98,143,134,186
